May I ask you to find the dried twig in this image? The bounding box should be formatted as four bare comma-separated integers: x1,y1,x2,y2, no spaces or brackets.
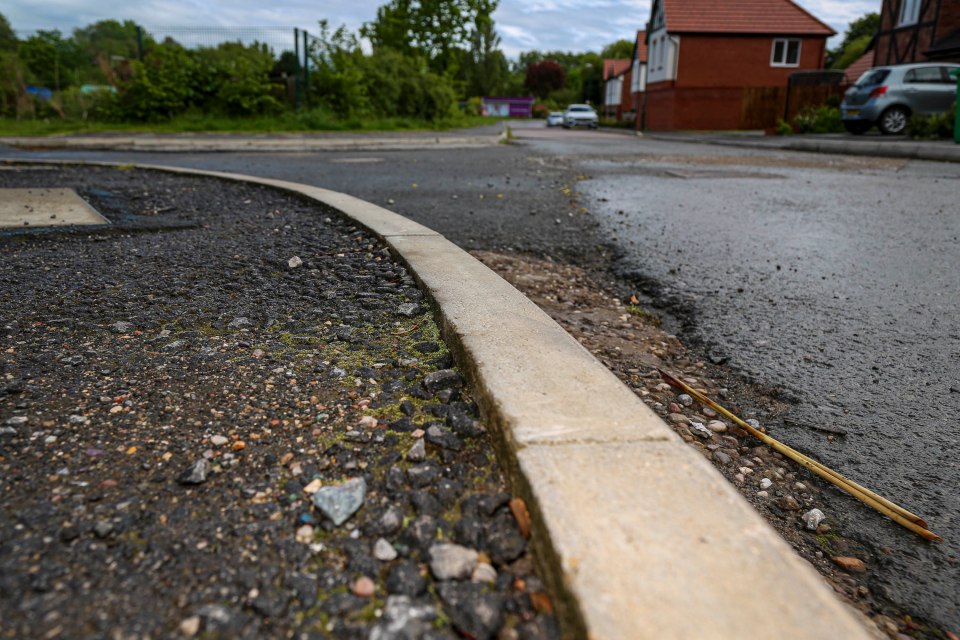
658,369,942,542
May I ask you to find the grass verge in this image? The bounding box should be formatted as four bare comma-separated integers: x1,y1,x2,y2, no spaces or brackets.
0,111,506,137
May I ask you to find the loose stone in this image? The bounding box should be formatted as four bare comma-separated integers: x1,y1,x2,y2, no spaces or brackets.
369,595,437,640
110,321,135,334
296,525,314,544
759,478,773,490
832,556,866,573
386,560,427,596
472,562,497,584
438,582,504,640
396,303,422,317
210,435,229,446
689,422,712,439
179,616,201,637
288,256,303,268
712,451,732,465
429,543,479,581
677,393,694,407
423,369,463,393
374,537,398,561
312,477,366,526
405,438,426,462
227,317,253,329
177,459,210,485
779,495,801,511
352,576,376,598
706,420,727,433
802,508,826,531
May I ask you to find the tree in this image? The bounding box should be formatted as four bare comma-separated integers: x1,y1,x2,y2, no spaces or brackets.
827,12,879,68
73,20,145,62
524,60,565,99
361,0,494,75
601,39,633,60
17,30,87,90
0,13,17,52
464,0,506,96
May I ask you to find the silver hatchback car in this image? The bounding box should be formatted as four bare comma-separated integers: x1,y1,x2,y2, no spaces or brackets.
841,63,960,135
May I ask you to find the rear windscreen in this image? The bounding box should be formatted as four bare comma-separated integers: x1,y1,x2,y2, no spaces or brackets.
856,69,891,86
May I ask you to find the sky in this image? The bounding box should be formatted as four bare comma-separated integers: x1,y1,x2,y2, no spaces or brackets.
5,0,877,57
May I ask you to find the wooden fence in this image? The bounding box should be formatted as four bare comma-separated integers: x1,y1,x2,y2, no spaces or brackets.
740,85,847,130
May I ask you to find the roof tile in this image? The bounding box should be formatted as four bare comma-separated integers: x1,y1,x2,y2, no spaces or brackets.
661,0,835,35
635,30,648,62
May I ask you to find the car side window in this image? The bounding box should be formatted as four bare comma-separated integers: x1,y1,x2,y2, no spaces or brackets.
904,67,942,83
938,67,959,83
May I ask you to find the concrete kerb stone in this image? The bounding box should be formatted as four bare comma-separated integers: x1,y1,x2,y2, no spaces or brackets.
1,158,874,640
646,133,960,164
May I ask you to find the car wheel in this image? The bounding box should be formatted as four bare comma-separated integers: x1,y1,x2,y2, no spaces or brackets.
878,106,908,135
843,122,870,135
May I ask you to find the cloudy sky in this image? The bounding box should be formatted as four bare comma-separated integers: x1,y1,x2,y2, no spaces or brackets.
5,0,876,57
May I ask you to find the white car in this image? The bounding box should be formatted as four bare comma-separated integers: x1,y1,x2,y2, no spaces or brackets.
563,104,599,129
546,111,564,127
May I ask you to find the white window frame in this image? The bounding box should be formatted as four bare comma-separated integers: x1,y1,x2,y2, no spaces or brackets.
770,38,802,67
898,0,921,26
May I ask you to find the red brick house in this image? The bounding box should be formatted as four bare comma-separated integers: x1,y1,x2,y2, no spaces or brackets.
603,59,631,118
874,0,960,64
642,0,835,130
625,30,648,121
843,48,876,84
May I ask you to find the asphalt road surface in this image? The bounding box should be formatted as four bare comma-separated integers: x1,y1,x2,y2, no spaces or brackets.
3,124,959,631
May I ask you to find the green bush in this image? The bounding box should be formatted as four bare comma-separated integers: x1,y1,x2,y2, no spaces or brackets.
775,118,794,135
906,103,955,140
792,105,843,134
193,42,281,117
58,86,115,120
308,24,456,122
110,44,197,121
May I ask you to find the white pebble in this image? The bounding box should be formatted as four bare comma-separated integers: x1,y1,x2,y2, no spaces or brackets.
760,478,773,489
373,538,398,561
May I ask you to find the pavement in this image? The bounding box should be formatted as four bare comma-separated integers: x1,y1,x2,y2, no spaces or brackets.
641,130,960,163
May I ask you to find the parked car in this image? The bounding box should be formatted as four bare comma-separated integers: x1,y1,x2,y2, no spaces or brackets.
546,111,564,127
562,104,599,129
841,63,960,135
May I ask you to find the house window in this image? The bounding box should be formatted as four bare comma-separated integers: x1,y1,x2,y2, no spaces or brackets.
659,35,666,70
898,0,920,25
771,38,801,67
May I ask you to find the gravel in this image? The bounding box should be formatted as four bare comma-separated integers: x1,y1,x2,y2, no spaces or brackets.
0,165,557,639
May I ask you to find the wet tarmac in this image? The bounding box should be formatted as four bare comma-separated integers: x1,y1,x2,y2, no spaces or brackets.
539,133,960,631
